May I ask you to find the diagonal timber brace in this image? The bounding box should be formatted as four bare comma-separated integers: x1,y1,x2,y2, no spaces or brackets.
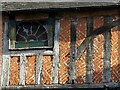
76,18,120,61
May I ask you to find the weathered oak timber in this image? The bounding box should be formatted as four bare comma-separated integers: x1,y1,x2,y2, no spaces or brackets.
76,18,120,61
1,22,10,86
103,16,111,83
47,17,54,47
19,54,26,85
52,19,60,84
91,18,120,36
69,18,77,84
86,17,93,83
1,82,119,89
35,54,43,85
10,50,53,56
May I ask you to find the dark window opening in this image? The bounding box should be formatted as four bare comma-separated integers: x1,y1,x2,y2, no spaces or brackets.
15,20,48,48
9,18,56,50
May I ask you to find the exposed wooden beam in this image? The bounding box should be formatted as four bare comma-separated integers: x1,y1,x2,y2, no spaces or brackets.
35,54,43,85
90,18,120,36
76,36,93,61
103,16,111,83
69,18,77,84
52,19,60,84
1,82,119,89
47,15,55,47
1,22,10,86
86,17,93,83
10,50,54,56
76,18,120,61
19,54,26,85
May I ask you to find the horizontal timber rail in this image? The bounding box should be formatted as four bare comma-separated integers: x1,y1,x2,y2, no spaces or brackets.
0,83,119,89
10,50,54,56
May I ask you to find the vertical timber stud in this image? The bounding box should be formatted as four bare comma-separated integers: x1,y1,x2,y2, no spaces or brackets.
52,19,60,84
35,54,43,85
1,22,10,86
69,18,77,84
47,14,55,47
86,17,93,83
19,54,26,85
103,16,111,83
9,14,16,49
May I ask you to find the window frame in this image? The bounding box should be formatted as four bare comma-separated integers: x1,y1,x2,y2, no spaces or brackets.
9,18,54,50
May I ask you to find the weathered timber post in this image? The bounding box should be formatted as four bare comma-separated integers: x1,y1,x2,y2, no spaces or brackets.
69,18,77,84
86,17,94,83
1,22,10,86
35,54,43,84
52,19,60,84
103,16,111,83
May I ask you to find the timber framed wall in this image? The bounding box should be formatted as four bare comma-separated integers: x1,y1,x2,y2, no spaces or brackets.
57,9,120,84
0,7,120,89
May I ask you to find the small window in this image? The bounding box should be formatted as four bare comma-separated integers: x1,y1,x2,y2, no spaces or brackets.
9,19,53,49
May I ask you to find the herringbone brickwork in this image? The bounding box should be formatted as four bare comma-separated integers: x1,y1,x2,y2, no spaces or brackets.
25,56,36,85
59,18,70,84
92,16,104,83
111,16,120,82
6,15,120,86
76,18,87,84
10,56,20,85
41,56,52,85
93,35,104,83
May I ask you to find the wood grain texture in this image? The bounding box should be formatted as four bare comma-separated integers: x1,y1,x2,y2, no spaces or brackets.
86,17,93,83
35,55,43,85
69,18,77,84
1,22,10,86
19,54,26,85
52,19,60,84
103,16,111,83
